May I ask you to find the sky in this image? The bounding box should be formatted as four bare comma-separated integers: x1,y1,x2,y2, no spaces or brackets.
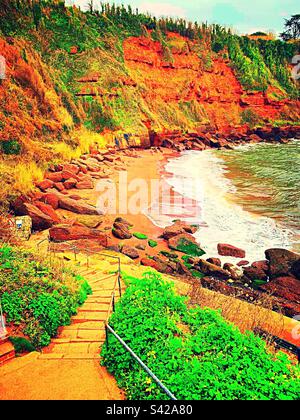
65,0,299,36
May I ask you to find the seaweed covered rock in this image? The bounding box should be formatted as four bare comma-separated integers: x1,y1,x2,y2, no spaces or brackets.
168,233,205,257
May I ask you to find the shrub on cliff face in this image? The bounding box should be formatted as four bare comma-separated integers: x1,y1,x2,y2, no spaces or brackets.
0,140,21,155
0,245,91,348
241,109,262,128
102,272,300,400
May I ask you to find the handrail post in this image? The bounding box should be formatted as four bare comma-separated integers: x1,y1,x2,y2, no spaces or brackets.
118,257,122,297
112,293,115,313
105,323,109,348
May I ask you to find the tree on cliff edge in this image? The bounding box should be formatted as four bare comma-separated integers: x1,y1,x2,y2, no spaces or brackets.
280,14,300,41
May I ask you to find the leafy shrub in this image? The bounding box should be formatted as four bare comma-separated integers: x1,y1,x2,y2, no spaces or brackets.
9,336,35,354
0,245,91,348
0,140,21,155
241,109,262,128
101,272,300,400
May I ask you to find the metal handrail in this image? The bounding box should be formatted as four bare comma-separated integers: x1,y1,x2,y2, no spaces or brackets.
105,324,177,400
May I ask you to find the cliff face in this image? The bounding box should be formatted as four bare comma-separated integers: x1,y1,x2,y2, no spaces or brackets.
121,33,300,132
0,2,299,201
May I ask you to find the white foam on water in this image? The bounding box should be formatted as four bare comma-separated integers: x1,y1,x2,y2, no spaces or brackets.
161,149,293,264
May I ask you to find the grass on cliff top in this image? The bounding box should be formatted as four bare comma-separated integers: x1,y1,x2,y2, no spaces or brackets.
0,244,91,349
101,271,300,400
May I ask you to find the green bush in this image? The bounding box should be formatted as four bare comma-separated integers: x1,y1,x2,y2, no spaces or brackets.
0,140,21,155
0,245,91,348
101,272,300,400
9,336,35,354
241,109,262,128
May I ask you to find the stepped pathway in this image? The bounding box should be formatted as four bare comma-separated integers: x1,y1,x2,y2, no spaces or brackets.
0,252,125,400
39,264,119,360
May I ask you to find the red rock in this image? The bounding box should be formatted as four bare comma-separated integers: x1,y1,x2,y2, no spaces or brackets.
46,172,64,183
162,221,198,240
260,276,300,304
58,196,99,215
61,170,80,182
76,179,94,189
265,248,300,279
49,225,108,245
46,171,80,183
217,243,246,259
70,46,78,54
196,259,231,279
41,193,59,210
112,222,132,239
141,257,165,272
237,260,250,267
63,164,80,175
36,179,54,192
34,201,61,224
121,245,139,259
21,203,53,231
79,166,88,174
168,233,204,256
53,182,65,192
69,195,82,201
206,257,222,267
64,178,77,189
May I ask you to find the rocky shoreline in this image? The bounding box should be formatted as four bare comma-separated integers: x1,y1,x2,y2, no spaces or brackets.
7,127,300,319
150,124,300,151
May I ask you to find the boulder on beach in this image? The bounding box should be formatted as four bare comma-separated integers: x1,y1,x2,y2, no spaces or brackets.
260,276,300,311
121,245,139,260
76,177,94,190
58,195,100,215
64,178,77,190
243,260,269,281
168,233,205,257
49,225,108,245
162,220,198,240
75,215,103,229
206,257,222,267
19,203,53,231
34,201,61,224
112,218,132,239
196,259,231,280
217,243,246,259
40,193,59,210
265,248,300,279
36,179,54,192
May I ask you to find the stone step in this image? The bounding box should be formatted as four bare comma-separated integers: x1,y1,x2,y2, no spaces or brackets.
38,353,99,360
72,314,107,322
77,303,109,312
52,337,105,344
44,341,102,355
54,329,105,341
62,320,105,330
0,341,15,366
